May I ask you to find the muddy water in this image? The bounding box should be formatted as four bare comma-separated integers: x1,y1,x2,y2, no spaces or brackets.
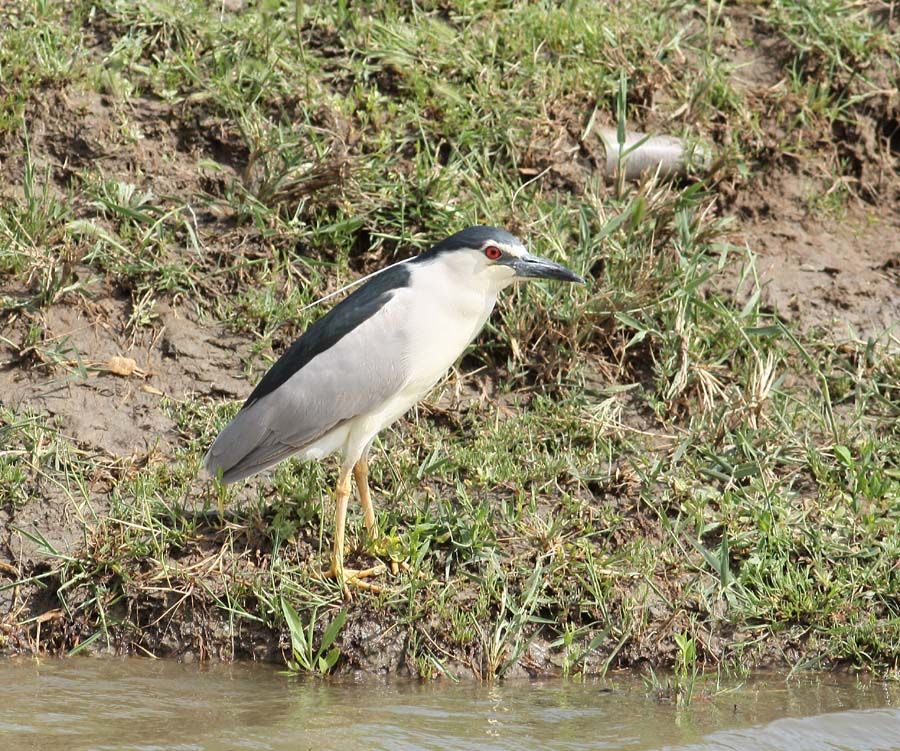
1,659,899,751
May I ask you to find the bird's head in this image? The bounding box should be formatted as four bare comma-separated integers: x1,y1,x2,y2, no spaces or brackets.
424,225,585,292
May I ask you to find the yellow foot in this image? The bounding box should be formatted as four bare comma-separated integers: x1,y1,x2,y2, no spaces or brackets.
389,559,429,580
324,563,387,600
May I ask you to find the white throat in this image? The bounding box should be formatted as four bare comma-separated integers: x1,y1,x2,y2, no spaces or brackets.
398,254,506,394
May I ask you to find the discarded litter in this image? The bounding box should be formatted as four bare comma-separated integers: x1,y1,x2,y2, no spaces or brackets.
599,129,711,181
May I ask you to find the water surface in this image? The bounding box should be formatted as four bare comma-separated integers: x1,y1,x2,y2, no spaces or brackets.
1,658,898,751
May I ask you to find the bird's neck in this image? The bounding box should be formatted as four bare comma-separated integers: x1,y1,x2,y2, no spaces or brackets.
412,254,499,322
398,262,497,395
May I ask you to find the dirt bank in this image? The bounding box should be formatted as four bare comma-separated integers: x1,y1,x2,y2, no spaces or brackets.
2,2,898,678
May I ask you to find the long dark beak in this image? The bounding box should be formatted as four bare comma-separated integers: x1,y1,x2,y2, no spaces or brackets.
510,253,585,284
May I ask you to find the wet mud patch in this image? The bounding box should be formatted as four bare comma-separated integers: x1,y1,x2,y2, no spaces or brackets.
728,178,899,340
1,298,251,459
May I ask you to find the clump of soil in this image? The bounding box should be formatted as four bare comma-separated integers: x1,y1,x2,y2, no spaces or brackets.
733,187,899,339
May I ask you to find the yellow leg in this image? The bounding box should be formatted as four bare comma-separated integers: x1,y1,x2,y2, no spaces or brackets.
331,467,352,582
353,456,379,541
324,465,384,600
352,458,420,579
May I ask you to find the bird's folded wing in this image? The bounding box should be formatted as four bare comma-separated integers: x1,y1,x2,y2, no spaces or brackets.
204,291,411,483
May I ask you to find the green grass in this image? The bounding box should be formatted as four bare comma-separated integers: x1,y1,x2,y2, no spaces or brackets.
1,0,898,682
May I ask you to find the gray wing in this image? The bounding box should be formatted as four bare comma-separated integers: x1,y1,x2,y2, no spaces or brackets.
204,293,410,483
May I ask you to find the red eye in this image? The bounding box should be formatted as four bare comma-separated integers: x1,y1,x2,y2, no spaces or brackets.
484,245,502,261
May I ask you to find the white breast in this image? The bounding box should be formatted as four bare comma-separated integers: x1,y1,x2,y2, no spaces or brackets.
400,255,498,397
338,253,501,463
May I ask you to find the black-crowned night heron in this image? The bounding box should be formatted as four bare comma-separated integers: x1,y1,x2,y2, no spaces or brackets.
204,226,584,597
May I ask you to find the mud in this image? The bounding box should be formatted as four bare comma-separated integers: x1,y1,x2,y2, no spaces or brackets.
733,192,899,339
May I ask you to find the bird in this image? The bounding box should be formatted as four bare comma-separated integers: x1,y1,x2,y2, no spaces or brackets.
204,225,584,597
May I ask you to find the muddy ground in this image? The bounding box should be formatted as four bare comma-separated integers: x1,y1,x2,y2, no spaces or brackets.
1,5,898,677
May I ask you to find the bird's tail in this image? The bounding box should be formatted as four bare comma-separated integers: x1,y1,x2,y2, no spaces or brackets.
203,404,293,484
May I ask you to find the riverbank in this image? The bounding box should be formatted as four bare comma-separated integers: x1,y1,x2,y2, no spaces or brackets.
1,1,898,678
